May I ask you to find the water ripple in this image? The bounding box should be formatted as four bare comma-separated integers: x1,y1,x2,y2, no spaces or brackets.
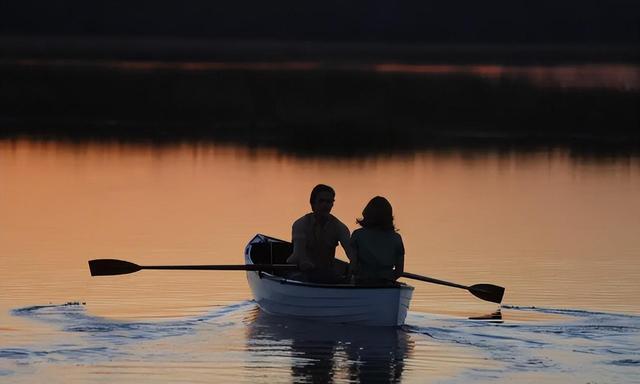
3,300,255,369
406,306,640,382
4,303,640,383
12,301,254,342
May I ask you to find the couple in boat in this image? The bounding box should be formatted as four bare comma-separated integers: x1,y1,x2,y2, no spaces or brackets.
287,184,404,285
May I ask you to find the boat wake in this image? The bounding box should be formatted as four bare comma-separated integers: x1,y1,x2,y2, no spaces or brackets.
12,301,251,341
406,305,640,383
2,302,639,383
2,301,253,369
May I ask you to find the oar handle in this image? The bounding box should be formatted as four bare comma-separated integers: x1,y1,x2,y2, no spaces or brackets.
401,272,469,290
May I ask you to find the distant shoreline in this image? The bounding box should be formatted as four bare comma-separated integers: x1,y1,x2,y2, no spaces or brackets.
1,36,639,65
1,51,637,156
2,126,638,158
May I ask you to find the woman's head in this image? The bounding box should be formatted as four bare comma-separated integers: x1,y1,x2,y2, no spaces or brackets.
357,196,396,231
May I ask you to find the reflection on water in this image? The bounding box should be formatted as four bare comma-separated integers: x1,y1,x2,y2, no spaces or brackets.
1,139,640,384
468,309,502,322
2,302,482,383
245,308,413,383
1,139,639,319
3,301,638,383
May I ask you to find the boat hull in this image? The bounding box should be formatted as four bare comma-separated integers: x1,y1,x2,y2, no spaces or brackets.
245,234,413,327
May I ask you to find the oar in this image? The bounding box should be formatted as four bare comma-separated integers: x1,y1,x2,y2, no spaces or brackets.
88,259,505,304
401,272,505,304
88,259,297,277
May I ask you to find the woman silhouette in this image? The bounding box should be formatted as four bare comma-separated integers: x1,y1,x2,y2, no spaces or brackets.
350,196,404,285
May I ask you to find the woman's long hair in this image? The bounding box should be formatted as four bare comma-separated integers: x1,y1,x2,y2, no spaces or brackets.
356,196,396,231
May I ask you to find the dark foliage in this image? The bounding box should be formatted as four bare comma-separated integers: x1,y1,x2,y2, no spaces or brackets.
0,63,638,155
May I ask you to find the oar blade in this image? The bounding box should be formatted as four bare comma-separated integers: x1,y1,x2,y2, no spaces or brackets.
89,259,141,276
469,284,505,304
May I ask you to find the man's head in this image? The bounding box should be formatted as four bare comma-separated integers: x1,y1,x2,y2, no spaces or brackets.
310,184,335,219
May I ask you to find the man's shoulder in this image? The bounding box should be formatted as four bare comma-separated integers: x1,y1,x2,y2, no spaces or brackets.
293,213,313,227
292,214,312,239
329,214,348,227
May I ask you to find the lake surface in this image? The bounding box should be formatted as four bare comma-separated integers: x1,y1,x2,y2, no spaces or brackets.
1,139,639,383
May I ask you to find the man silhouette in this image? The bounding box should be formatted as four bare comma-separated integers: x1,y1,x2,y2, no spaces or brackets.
287,184,352,283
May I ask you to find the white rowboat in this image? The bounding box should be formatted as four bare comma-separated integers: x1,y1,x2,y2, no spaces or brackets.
244,234,414,327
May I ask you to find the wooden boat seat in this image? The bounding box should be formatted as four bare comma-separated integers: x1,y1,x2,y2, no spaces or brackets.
249,239,349,280
250,241,292,265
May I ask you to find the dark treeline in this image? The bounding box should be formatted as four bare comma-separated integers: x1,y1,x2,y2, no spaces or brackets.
1,64,637,155
1,39,638,65
1,0,638,44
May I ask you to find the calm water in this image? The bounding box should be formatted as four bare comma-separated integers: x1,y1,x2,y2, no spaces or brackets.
1,140,639,383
